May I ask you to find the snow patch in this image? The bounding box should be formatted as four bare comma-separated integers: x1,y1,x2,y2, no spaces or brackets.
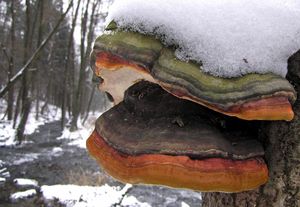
0,120,17,146
51,147,63,157
10,189,37,202
41,184,145,207
0,160,10,182
108,0,300,77
122,196,151,207
58,113,101,148
0,100,61,147
122,195,152,207
179,189,202,200
12,153,40,165
0,160,6,166
181,201,190,207
13,178,39,188
24,102,61,135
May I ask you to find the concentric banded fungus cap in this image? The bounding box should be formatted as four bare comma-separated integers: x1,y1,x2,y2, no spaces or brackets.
87,81,268,192
91,30,296,121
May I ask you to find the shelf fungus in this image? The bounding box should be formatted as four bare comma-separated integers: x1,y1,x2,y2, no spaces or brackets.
87,81,268,192
87,29,296,192
91,30,296,121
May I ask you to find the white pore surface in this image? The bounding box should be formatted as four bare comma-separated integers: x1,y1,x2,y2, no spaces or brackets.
107,0,300,77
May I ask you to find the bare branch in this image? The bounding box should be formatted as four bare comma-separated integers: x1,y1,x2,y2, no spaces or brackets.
0,0,74,99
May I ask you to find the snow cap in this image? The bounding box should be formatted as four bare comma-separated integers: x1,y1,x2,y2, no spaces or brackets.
107,0,300,77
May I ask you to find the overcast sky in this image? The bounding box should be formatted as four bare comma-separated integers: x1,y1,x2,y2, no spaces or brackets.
62,0,112,45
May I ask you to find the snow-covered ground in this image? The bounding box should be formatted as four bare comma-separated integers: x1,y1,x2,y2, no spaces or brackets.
41,184,151,207
12,153,40,165
8,177,150,206
58,113,100,148
0,160,10,184
4,175,197,207
0,101,202,207
40,184,200,207
10,189,37,202
13,178,39,187
0,99,61,147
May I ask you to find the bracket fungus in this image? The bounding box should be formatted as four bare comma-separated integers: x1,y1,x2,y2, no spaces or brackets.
87,81,268,192
91,31,296,121
87,26,297,192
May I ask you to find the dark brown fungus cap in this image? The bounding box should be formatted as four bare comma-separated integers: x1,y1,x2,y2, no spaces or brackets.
97,81,265,160
87,81,268,192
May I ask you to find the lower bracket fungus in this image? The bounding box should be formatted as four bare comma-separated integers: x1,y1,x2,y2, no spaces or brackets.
87,81,268,192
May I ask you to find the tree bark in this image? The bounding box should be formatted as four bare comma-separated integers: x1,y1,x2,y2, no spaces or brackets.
17,0,32,142
61,0,81,129
7,0,16,121
70,0,91,130
202,50,300,207
34,0,45,120
82,84,96,125
16,97,31,143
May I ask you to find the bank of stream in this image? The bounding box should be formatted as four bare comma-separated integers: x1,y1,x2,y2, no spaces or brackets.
0,121,202,207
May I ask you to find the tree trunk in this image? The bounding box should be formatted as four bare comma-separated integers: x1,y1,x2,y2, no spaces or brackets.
70,0,91,130
82,84,96,125
61,0,81,129
13,87,22,128
34,0,44,120
16,97,31,144
0,0,74,99
16,0,32,142
7,0,16,121
202,51,300,207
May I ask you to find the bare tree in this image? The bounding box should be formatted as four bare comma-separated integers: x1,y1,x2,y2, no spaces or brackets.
81,0,100,125
0,0,74,142
6,0,16,120
16,0,34,142
70,0,91,130
0,0,74,99
61,0,82,129
33,0,45,120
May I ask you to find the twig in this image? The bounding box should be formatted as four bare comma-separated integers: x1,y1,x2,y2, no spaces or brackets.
0,0,74,99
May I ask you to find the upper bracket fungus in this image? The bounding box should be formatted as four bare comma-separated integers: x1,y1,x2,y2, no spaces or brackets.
91,31,296,121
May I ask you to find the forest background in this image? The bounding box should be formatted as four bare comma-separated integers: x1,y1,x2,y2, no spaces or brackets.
0,0,111,143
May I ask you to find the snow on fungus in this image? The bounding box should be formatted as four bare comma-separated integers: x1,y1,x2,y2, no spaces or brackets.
107,0,300,78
